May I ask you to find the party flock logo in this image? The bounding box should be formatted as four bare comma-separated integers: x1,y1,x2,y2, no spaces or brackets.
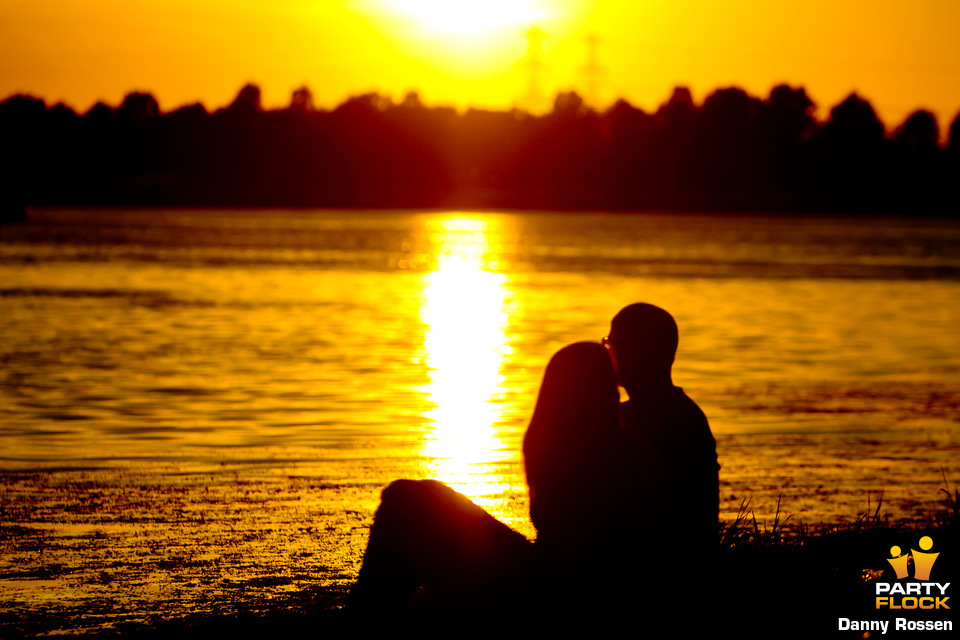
875,536,949,610
840,535,952,634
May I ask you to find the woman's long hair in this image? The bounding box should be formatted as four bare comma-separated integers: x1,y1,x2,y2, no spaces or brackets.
523,342,620,541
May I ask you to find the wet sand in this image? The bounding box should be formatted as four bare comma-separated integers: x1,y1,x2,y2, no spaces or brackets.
0,469,372,636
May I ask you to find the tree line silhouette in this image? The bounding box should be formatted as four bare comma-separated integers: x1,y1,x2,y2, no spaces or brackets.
2,83,957,214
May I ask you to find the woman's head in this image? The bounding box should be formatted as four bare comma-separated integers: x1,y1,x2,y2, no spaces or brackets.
529,341,620,438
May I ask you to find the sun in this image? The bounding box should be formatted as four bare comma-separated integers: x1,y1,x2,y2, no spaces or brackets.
381,0,552,37
349,0,592,106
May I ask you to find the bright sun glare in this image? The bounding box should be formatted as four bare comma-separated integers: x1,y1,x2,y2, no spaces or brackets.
383,0,551,36
419,216,514,504
352,0,587,92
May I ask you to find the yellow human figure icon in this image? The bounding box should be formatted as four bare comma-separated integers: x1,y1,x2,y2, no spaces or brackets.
886,545,910,580
911,536,939,581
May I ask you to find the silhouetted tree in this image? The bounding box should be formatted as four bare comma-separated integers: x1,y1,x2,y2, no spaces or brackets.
604,98,655,140
0,95,49,206
117,92,160,123
0,83,956,214
514,91,607,207
400,91,423,110
754,85,817,208
334,92,391,117
889,110,946,212
946,111,960,213
601,99,656,206
649,87,700,207
697,87,764,206
894,110,939,150
657,86,696,129
84,101,115,123
165,102,208,124
225,83,263,115
763,85,816,146
289,86,315,113
157,103,210,202
821,92,886,147
808,93,888,211
446,107,531,206
552,91,588,119
949,111,960,153
48,102,78,124
0,94,47,121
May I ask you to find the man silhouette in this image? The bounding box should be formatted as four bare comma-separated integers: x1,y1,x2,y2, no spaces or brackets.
603,303,719,560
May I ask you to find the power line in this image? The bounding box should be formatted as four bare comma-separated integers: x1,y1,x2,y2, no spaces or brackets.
580,33,606,109
523,26,547,113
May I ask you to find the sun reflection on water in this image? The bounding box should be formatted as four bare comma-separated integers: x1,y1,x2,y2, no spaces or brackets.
419,216,514,505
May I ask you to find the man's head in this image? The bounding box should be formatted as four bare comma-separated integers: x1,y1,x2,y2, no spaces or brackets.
606,303,678,395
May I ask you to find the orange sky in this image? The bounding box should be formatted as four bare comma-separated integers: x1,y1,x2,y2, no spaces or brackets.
2,0,959,130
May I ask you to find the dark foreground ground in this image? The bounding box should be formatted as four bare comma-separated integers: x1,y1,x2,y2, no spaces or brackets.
2,513,956,639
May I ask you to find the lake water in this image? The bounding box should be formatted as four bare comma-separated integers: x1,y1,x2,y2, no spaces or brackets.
1,208,959,630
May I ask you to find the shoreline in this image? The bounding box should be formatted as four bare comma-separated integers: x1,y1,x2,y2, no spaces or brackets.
2,503,956,638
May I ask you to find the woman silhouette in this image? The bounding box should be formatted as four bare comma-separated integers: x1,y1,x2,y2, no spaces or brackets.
349,342,620,619
523,342,620,566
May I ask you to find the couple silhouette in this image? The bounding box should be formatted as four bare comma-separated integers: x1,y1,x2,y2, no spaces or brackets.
350,303,719,621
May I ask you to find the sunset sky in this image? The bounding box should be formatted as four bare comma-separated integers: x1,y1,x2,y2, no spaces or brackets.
3,0,959,130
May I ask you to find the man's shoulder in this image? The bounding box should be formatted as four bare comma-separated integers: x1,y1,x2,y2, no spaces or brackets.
621,388,715,460
672,387,710,426
622,387,708,426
